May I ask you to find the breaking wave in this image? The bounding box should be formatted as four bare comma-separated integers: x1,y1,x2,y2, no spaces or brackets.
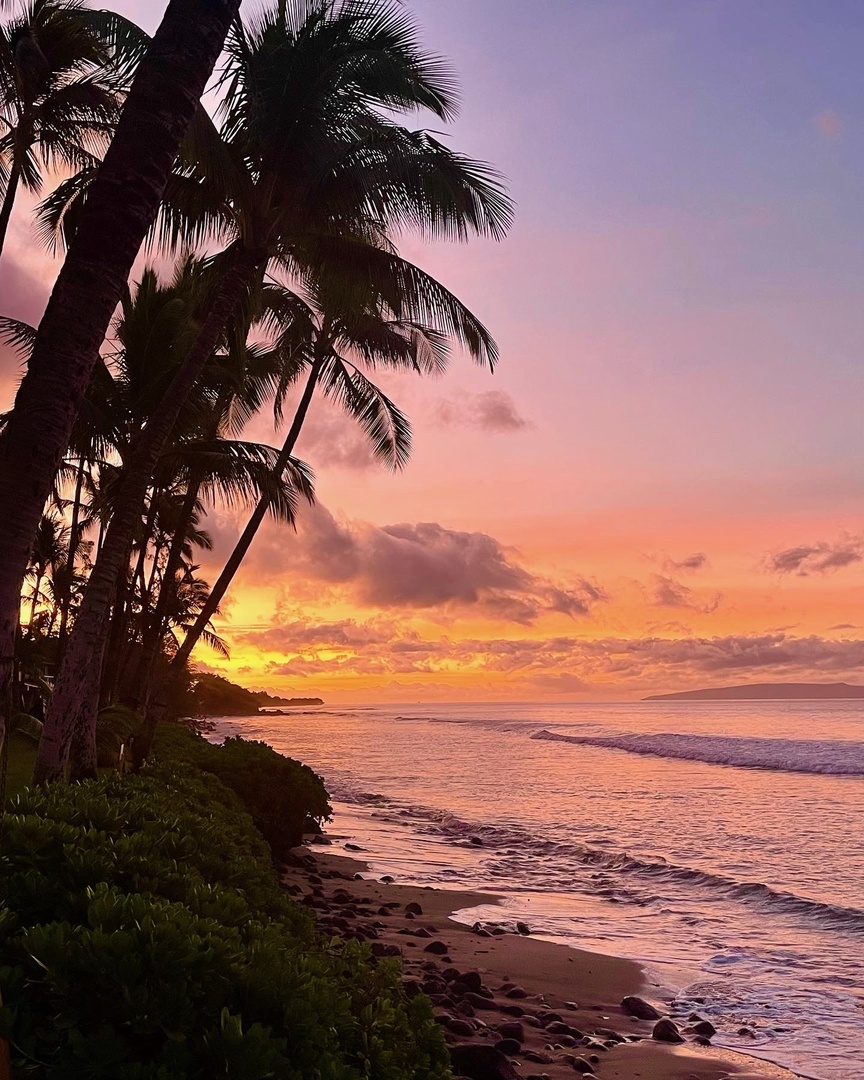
531,730,864,776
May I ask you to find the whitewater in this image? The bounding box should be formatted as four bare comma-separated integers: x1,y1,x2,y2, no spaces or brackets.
213,699,864,1080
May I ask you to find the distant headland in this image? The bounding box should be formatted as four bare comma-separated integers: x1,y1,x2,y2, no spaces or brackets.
253,691,324,708
644,682,864,701
190,673,323,716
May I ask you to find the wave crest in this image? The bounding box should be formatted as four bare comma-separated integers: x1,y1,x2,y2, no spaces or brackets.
531,730,864,776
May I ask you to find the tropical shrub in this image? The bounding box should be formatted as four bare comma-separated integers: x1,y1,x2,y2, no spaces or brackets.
0,767,450,1079
153,724,332,852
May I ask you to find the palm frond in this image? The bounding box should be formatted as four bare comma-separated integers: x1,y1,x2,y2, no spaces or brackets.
319,354,411,469
0,314,36,359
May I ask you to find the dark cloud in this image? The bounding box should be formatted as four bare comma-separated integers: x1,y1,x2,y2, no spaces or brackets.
576,633,864,680
432,390,529,432
650,574,722,613
243,617,402,652
249,505,605,625
663,552,707,573
764,535,864,576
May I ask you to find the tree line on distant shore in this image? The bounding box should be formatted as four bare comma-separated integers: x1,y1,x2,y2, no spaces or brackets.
0,0,512,784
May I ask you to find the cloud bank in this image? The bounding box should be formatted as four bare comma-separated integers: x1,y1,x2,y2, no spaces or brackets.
249,504,605,625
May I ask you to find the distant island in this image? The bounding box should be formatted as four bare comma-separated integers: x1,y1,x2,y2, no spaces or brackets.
644,682,864,701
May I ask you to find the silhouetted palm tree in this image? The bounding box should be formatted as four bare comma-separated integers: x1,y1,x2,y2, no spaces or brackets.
0,0,241,776
0,0,146,255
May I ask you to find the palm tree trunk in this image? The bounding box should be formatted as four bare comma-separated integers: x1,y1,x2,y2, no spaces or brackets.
27,568,44,639
34,248,264,784
57,459,86,655
134,356,324,766
0,0,239,773
99,562,132,709
130,488,161,625
0,159,22,261
128,479,200,710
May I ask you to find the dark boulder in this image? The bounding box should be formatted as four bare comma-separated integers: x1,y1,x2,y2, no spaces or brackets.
450,1043,520,1080
494,1038,521,1056
523,1049,554,1063
463,991,499,1011
453,970,483,994
369,943,401,958
622,995,662,1020
424,940,449,955
496,1021,524,1042
500,1004,525,1017
652,1019,684,1044
691,1019,716,1038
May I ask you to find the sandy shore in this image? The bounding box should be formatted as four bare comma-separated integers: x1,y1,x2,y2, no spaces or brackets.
278,844,800,1080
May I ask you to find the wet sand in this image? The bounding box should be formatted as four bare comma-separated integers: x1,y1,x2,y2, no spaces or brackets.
279,845,800,1080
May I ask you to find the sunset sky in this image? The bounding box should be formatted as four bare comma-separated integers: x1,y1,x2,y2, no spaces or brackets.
4,0,864,701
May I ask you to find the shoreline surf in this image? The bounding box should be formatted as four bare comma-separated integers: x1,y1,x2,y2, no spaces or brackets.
284,841,802,1080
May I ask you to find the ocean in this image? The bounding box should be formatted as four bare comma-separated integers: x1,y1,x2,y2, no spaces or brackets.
212,699,864,1080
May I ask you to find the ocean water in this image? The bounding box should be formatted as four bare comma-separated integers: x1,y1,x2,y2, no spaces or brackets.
212,700,864,1080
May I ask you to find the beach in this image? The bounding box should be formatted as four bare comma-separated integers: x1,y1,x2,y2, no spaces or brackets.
279,845,799,1080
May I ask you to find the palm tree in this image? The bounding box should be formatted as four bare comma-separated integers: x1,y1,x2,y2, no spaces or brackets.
0,0,242,773
34,0,511,783
23,509,68,637
47,258,313,779
0,0,148,256
133,248,498,761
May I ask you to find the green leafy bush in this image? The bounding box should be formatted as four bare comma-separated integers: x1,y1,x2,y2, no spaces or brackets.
0,767,450,1079
153,725,332,852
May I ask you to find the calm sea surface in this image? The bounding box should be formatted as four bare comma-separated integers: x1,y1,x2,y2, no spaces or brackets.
212,700,864,1080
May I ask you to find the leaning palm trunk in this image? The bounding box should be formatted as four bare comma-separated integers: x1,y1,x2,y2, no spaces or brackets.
0,0,240,769
35,249,263,783
134,357,324,766
0,158,22,260
57,459,86,654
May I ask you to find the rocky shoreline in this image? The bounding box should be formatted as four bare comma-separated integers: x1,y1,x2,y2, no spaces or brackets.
278,845,800,1080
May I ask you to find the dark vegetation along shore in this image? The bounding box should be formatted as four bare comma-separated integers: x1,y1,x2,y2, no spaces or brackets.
0,727,449,1079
